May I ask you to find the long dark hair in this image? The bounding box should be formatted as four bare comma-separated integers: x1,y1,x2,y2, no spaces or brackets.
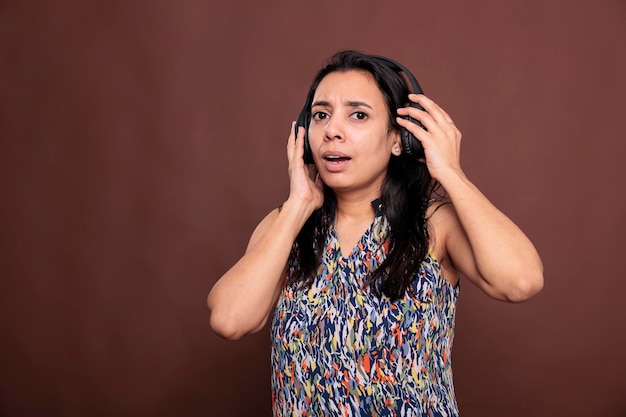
287,50,440,300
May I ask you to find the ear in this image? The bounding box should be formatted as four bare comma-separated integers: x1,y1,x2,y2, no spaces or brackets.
390,130,402,156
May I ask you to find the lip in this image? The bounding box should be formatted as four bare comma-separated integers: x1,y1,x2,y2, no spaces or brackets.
320,150,352,172
321,150,350,159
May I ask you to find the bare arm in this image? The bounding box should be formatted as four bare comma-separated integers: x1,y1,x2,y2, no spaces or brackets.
207,123,324,339
429,183,543,302
397,95,543,302
208,203,312,339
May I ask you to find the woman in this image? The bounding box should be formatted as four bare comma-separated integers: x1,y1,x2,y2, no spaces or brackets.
207,50,543,416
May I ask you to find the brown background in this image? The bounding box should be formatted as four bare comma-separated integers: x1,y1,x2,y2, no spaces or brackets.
1,1,625,416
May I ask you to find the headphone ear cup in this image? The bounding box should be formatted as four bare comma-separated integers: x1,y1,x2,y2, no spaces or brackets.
400,125,415,156
400,102,428,158
399,112,425,159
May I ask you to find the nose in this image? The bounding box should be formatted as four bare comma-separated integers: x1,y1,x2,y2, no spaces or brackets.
324,115,344,141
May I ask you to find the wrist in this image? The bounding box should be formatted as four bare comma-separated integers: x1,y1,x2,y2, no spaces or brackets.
433,167,467,187
280,197,318,227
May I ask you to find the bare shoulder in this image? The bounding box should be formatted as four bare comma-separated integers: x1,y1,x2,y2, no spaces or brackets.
246,207,282,251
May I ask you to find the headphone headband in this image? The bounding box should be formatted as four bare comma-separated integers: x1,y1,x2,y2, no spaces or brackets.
369,55,424,97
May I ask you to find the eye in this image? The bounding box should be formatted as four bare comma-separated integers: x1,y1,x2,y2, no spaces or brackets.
312,111,329,121
351,111,368,120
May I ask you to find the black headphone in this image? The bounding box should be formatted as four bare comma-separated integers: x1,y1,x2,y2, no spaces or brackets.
296,54,426,164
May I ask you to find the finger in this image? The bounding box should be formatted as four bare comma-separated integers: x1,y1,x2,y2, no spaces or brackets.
395,115,430,144
396,106,438,136
397,104,455,137
289,122,308,169
408,94,455,125
287,122,304,166
294,123,306,158
287,121,298,162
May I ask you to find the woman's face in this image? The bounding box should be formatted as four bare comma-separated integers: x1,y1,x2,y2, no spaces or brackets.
308,70,400,197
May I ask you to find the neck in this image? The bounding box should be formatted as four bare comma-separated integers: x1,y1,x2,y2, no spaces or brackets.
334,190,380,222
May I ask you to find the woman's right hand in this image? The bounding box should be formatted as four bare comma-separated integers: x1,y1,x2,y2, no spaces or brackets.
286,122,324,213
207,123,325,340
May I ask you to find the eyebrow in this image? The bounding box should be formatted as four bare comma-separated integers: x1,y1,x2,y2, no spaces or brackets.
311,100,373,109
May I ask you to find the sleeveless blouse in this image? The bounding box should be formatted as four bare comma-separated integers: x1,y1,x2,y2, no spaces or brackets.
270,209,460,417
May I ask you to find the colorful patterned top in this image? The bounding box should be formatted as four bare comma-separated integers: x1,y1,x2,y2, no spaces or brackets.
270,204,460,417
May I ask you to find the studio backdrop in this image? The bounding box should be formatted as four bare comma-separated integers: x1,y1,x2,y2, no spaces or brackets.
1,1,625,416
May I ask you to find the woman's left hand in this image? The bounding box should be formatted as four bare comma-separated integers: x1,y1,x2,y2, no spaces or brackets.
398,95,544,303
396,94,463,182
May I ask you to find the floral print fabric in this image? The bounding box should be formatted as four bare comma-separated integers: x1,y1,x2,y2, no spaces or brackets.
271,212,460,417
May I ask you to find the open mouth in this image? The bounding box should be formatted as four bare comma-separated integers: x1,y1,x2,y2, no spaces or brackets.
324,155,351,163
